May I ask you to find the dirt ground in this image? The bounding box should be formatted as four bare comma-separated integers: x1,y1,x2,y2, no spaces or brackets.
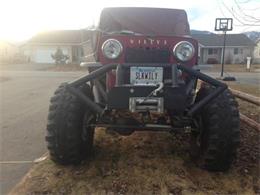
9,82,259,195
10,123,259,195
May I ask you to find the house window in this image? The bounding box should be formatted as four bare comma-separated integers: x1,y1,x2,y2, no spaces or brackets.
81,48,84,57
234,48,243,55
208,48,218,55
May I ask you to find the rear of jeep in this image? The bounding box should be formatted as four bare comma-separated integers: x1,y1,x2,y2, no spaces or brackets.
46,7,240,171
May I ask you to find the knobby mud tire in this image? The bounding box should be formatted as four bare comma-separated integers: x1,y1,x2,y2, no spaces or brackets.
194,84,240,171
46,83,95,165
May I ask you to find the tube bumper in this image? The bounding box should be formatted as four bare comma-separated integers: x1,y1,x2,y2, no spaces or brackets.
67,63,227,116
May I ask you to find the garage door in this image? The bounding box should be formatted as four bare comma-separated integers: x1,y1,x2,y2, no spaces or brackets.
34,47,69,63
34,48,56,63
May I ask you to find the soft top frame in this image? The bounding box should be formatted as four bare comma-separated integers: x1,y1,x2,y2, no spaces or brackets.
98,7,190,36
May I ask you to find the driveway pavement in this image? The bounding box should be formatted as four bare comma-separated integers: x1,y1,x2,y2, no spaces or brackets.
0,70,84,194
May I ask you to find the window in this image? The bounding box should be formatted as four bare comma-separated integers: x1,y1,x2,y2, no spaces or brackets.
208,48,218,55
234,48,243,55
234,48,238,55
81,48,84,57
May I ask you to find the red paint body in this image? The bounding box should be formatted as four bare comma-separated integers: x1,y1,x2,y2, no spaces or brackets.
96,35,198,89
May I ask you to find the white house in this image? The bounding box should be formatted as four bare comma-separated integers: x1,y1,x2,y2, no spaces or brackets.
253,39,260,64
192,34,255,64
0,40,19,64
22,30,90,64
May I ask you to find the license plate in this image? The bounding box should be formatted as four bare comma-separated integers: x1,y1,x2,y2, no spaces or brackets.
130,67,163,85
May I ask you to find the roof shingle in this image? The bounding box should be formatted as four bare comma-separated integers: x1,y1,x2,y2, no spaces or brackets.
192,34,255,47
27,30,90,44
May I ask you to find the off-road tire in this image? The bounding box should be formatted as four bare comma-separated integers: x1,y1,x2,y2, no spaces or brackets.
46,83,95,165
193,84,240,171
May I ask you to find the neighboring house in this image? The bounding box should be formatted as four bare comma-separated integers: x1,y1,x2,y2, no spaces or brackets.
192,34,255,64
253,39,260,64
22,30,90,64
0,40,19,63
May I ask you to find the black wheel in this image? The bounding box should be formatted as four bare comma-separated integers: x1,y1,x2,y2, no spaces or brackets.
46,83,95,165
192,84,240,171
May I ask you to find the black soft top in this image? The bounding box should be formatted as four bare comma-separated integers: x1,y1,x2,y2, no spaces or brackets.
98,7,190,36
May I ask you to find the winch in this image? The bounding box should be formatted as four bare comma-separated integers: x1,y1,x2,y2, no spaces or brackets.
129,97,164,113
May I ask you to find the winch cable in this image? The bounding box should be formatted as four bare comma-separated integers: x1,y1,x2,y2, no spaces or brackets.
139,82,164,104
152,82,164,96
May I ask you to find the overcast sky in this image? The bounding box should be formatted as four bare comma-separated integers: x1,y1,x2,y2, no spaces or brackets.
0,0,259,42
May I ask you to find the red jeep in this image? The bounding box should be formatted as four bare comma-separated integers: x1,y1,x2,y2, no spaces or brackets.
46,7,240,171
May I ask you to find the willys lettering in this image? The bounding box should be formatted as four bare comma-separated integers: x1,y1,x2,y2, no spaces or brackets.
130,39,168,45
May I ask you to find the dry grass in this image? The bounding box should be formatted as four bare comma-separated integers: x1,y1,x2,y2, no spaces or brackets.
227,82,260,97
11,125,259,194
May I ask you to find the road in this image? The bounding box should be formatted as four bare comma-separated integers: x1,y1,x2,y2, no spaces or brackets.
0,65,259,194
198,65,260,87
0,70,83,194
204,71,260,87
